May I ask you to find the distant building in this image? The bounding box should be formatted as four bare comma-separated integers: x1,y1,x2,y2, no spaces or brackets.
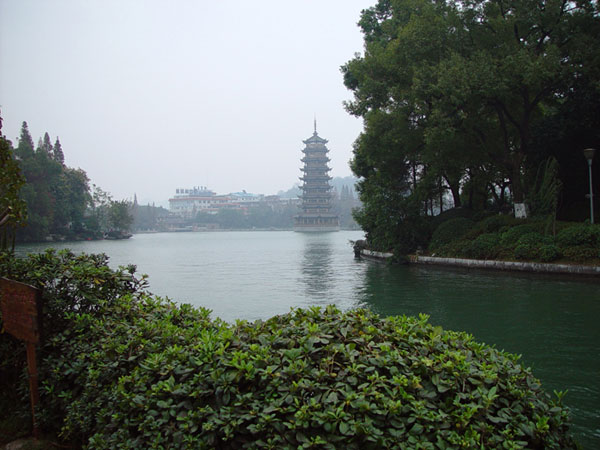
229,190,263,206
169,187,271,218
168,186,228,218
294,123,340,232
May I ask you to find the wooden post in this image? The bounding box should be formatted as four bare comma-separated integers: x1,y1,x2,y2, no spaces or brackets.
0,278,42,439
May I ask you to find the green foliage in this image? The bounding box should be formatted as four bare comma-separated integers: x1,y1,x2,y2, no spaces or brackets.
108,199,133,232
428,218,599,264
7,120,131,241
343,0,600,249
499,224,542,249
431,207,474,226
539,244,561,263
429,217,474,251
527,157,562,219
555,224,600,248
132,203,170,232
13,123,94,241
513,234,544,261
0,250,150,438
477,215,519,234
0,252,576,448
0,249,148,336
463,233,501,260
47,306,577,449
0,116,27,252
561,246,599,263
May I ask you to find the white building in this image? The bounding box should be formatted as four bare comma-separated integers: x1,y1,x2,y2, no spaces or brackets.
168,186,231,218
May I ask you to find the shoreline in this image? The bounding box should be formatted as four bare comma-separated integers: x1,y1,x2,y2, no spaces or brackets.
359,249,600,277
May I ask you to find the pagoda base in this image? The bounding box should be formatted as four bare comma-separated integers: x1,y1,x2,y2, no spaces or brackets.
293,225,340,232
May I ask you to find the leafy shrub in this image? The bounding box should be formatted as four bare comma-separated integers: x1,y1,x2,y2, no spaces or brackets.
432,240,465,258
518,232,553,248
511,233,551,260
57,305,576,449
429,218,474,251
562,246,599,263
430,207,474,228
539,244,562,262
513,244,535,260
462,233,501,259
0,249,150,436
499,224,542,248
0,249,149,337
42,304,576,449
556,224,600,248
477,214,518,233
1,253,577,449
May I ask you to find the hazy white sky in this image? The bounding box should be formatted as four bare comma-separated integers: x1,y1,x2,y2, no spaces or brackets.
0,0,373,206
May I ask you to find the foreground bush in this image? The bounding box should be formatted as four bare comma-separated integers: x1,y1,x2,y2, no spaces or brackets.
1,252,576,449
0,249,150,442
41,302,575,449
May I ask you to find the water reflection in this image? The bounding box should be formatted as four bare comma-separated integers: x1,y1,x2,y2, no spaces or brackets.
299,233,334,300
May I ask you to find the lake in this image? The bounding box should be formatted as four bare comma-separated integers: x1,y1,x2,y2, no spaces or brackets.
16,230,600,448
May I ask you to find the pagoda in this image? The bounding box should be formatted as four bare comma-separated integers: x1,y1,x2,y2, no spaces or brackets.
294,122,340,232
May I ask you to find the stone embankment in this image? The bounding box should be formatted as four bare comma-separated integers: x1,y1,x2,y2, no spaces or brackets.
359,249,395,261
358,249,600,276
409,255,600,276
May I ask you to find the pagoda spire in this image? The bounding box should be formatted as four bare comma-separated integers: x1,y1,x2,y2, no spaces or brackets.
294,124,339,232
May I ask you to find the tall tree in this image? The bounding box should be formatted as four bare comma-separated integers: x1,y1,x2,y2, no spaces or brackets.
0,114,27,252
108,200,133,232
343,0,600,250
16,121,35,159
41,132,53,156
53,137,65,165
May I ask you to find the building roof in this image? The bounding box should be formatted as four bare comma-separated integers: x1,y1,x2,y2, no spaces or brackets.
303,131,328,145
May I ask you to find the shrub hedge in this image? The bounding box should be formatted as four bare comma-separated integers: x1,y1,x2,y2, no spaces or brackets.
429,218,474,252
463,233,501,260
555,225,600,248
0,251,577,449
425,213,599,265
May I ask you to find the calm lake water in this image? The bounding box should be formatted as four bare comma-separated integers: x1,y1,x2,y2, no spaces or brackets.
17,230,600,448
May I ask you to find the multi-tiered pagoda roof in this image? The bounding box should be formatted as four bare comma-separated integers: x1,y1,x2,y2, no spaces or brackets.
294,124,339,232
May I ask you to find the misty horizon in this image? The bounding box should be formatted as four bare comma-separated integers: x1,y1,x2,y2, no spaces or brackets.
0,0,373,206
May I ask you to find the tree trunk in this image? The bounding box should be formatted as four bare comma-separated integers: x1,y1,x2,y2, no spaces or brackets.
439,177,444,214
443,175,461,208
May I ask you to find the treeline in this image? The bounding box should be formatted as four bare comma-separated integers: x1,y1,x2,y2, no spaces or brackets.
2,120,134,243
195,203,299,230
343,0,600,253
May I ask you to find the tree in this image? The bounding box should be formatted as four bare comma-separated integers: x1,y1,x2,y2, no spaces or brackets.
53,137,65,165
15,121,34,159
9,122,94,241
0,114,27,252
527,156,562,234
41,132,53,156
62,168,92,232
108,200,133,232
343,0,600,250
